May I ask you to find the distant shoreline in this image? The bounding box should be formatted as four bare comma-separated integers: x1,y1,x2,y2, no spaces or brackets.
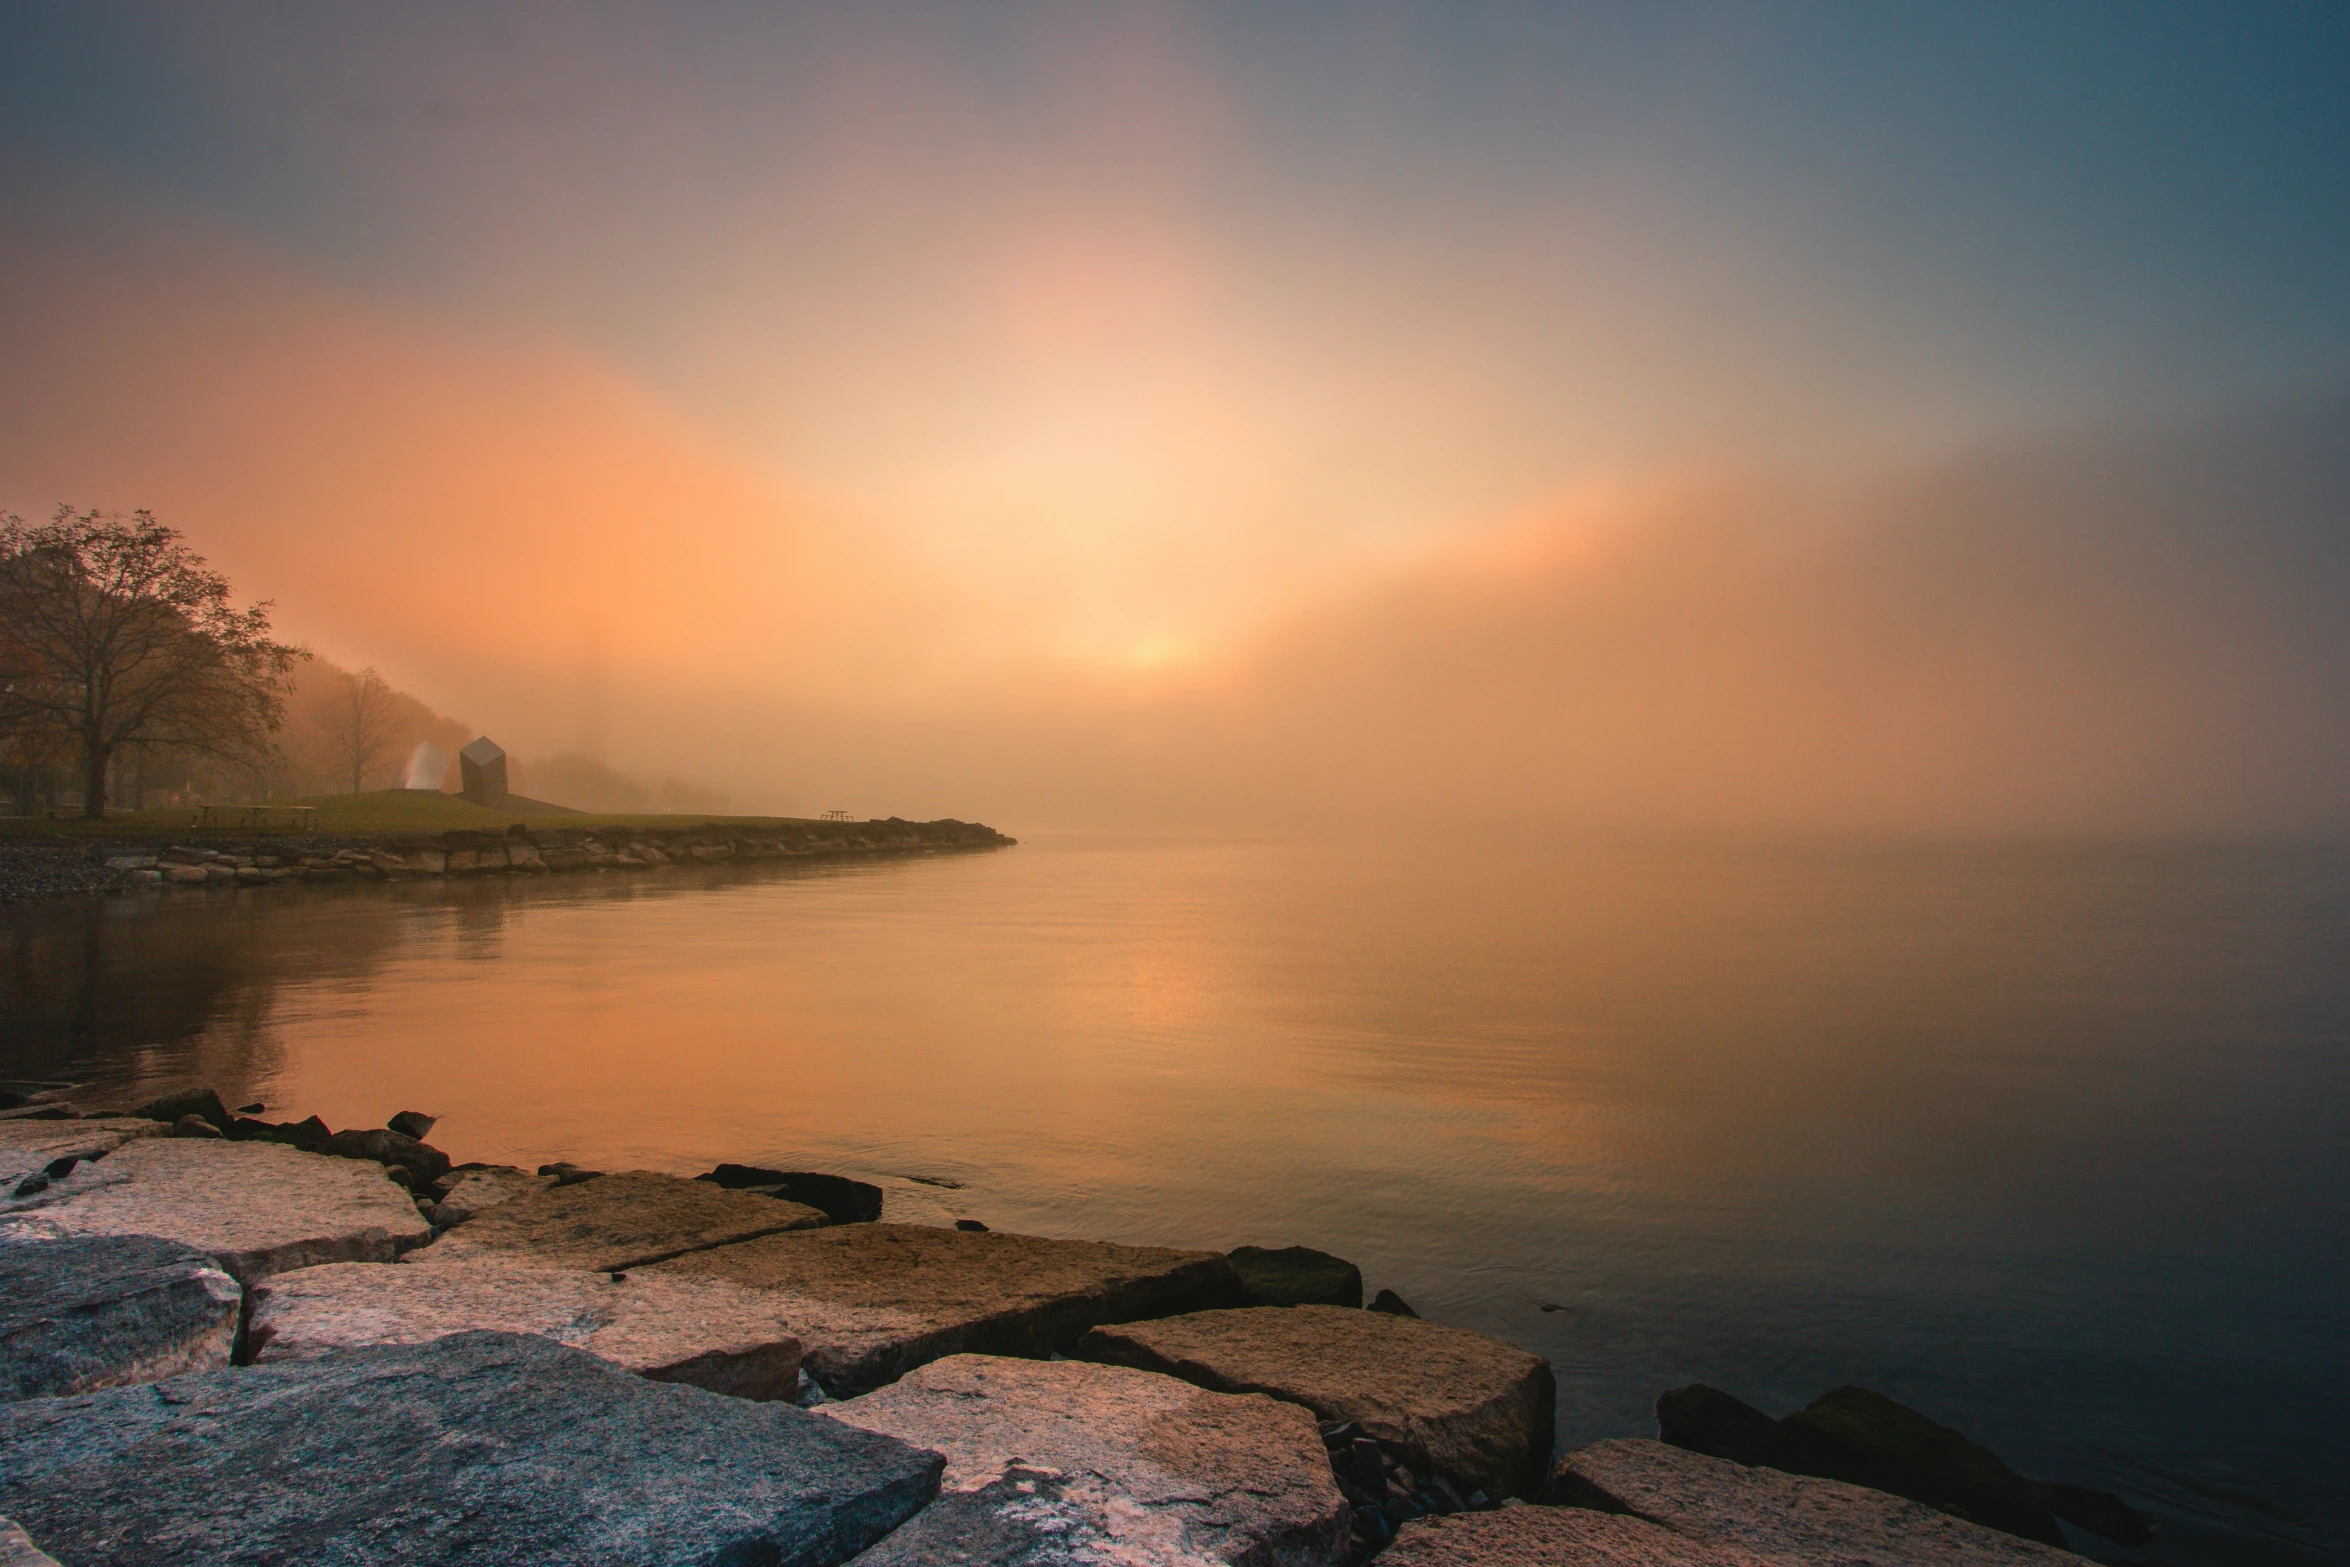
0,817,1017,908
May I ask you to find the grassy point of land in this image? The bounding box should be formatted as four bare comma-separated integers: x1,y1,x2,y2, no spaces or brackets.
0,790,834,839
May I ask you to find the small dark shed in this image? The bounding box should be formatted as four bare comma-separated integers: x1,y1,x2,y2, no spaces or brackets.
459,736,509,806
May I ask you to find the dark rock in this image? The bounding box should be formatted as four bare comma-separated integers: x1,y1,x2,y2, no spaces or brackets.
233,1103,264,1115
0,1332,941,1566
0,1232,241,1400
385,1111,437,1140
697,1164,883,1225
322,1128,452,1192
1658,1383,1782,1467
1775,1387,2066,1546
954,1218,989,1232
250,1115,333,1154
1228,1244,1364,1309
538,1161,602,1186
169,1116,221,1140
2032,1482,2152,1548
1349,1436,1389,1496
1659,1384,2133,1550
130,1089,228,1133
1370,1288,1419,1317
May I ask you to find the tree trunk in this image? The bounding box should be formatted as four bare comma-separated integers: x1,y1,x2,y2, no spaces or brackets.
80,735,112,820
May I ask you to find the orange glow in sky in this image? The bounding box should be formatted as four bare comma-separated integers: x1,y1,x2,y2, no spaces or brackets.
1,8,2345,831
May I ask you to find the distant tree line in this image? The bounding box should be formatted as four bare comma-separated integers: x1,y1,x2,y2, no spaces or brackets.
0,507,300,820
280,660,471,802
4,504,734,820
0,506,475,819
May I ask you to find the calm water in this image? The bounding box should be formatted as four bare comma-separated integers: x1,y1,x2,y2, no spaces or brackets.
5,834,2346,1564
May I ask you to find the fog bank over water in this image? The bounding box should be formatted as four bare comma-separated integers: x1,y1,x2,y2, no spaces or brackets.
2,177,2344,834
1155,395,2350,835
671,419,2350,835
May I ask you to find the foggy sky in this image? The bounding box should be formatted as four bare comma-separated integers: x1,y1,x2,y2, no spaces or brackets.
2,6,2345,831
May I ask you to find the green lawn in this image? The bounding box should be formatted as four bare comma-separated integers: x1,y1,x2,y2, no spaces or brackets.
0,790,825,839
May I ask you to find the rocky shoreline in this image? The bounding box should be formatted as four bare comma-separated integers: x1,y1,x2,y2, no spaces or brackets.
0,1086,2159,1566
0,816,1016,907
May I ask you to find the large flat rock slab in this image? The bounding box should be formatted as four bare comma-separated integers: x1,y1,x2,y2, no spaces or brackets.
0,1118,163,1197
1,1139,430,1285
0,1231,240,1401
1080,1305,1556,1499
249,1260,804,1400
1547,1440,2091,1566
1385,1507,1776,1565
0,1330,942,1567
819,1354,1348,1566
406,1171,827,1272
649,1222,1241,1393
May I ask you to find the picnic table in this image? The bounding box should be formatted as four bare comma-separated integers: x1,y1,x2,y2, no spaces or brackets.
191,804,318,831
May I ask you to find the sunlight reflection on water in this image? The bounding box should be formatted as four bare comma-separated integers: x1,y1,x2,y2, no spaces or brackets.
5,832,2346,1564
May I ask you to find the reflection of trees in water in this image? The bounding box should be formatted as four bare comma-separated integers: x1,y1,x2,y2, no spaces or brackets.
0,855,929,1102
0,884,410,1100
451,881,511,961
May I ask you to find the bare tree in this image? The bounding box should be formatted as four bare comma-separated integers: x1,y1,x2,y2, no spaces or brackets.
0,506,301,819
330,665,402,793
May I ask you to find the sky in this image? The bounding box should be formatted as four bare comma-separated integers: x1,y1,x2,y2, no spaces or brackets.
2,4,2346,830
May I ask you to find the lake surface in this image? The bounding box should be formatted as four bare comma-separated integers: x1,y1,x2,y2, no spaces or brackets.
5,832,2346,1564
